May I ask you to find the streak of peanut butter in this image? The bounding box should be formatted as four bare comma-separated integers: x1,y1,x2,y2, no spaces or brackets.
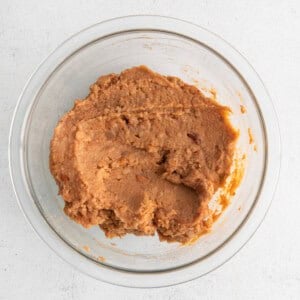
248,128,254,144
213,153,246,222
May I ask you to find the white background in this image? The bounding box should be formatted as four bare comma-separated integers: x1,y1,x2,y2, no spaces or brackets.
1,1,300,299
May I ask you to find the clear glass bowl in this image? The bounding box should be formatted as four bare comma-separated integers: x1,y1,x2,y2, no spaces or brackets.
9,15,280,287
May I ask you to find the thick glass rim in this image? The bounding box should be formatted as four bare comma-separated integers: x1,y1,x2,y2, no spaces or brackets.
9,15,281,288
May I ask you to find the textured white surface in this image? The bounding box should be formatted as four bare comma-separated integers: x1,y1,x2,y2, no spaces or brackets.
1,0,300,299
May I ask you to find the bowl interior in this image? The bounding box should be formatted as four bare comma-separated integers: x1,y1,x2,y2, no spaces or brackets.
25,30,265,272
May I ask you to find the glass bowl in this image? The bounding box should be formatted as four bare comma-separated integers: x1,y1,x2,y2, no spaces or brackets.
9,15,280,287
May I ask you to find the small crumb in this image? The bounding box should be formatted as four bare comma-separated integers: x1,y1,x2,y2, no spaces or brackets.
248,128,254,144
238,206,241,211
254,145,257,152
110,242,116,246
242,154,246,160
240,105,247,114
83,245,90,252
97,256,106,262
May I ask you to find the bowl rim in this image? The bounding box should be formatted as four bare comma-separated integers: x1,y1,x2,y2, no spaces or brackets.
9,14,281,288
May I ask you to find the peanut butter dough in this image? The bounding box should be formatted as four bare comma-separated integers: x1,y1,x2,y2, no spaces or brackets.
50,66,238,243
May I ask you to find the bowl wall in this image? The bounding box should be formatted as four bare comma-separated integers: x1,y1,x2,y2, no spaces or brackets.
25,30,265,271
